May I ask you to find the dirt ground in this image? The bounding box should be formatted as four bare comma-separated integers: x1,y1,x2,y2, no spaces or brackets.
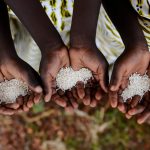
0,101,150,150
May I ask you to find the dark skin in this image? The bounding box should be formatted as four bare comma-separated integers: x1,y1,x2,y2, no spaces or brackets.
69,0,109,107
4,0,74,109
0,0,43,115
5,0,109,110
49,0,109,110
102,0,150,111
122,65,150,124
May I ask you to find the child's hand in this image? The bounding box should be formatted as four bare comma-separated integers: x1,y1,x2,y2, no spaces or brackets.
120,65,150,124
51,89,79,112
109,46,150,109
69,45,109,107
40,45,70,104
136,101,150,124
0,55,43,114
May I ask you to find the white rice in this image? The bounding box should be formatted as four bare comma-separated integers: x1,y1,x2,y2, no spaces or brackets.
56,67,93,91
0,79,28,104
121,73,150,103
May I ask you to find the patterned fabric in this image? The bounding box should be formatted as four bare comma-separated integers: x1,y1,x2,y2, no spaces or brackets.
8,0,150,70
130,0,150,20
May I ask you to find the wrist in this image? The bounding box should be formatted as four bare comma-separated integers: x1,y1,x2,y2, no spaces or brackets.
0,48,18,61
41,40,66,56
70,35,96,49
125,41,149,52
0,55,18,66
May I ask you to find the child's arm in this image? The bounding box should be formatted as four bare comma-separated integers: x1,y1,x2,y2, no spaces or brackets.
102,0,147,49
70,0,101,47
70,0,109,106
102,0,149,108
0,0,43,114
5,0,64,52
4,0,70,103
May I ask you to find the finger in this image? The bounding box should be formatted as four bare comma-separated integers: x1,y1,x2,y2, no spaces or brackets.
76,82,85,99
126,98,132,105
1,69,13,80
125,113,132,119
110,65,124,91
55,97,67,107
23,95,30,112
83,87,91,105
90,99,97,108
118,94,124,103
70,97,78,109
0,72,4,82
40,73,52,102
23,69,43,94
109,91,118,108
0,107,15,115
65,106,74,113
72,87,79,100
137,111,150,124
27,94,34,108
57,90,65,96
120,77,129,90
17,108,23,113
128,105,145,116
5,102,20,110
33,93,42,104
16,96,24,106
147,65,150,76
52,94,67,107
66,91,78,109
95,87,102,101
140,92,149,106
97,65,109,93
117,102,126,113
130,95,141,108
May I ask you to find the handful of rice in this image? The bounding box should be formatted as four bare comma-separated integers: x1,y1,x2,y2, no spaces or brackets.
56,67,93,91
0,79,28,104
121,73,150,103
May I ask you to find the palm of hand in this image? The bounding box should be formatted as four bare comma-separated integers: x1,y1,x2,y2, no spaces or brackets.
0,56,42,115
109,47,150,110
40,46,70,103
122,66,150,124
68,46,109,107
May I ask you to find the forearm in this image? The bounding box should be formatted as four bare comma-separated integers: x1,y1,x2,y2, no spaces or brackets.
70,0,102,48
4,0,64,53
102,0,148,49
0,0,17,58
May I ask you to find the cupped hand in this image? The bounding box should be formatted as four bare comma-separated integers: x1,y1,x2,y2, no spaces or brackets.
40,45,70,104
0,55,43,115
69,44,109,107
120,65,150,124
109,45,150,110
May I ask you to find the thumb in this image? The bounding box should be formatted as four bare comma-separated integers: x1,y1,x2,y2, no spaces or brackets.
110,65,124,92
23,69,43,93
70,58,82,71
41,73,53,102
147,64,150,76
98,65,109,93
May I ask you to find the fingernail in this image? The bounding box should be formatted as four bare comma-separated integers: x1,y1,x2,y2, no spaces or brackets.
104,87,108,93
128,111,132,115
112,105,116,108
35,86,43,93
137,120,143,124
111,102,117,108
45,95,51,102
110,86,116,91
